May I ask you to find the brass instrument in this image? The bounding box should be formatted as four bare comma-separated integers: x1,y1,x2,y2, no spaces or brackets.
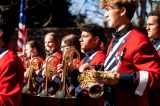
19,54,28,69
22,57,43,94
19,54,27,63
55,48,80,98
78,69,104,98
78,49,125,98
39,54,60,97
78,69,119,98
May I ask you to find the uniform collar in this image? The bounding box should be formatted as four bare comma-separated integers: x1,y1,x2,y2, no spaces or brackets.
84,48,98,57
151,39,160,44
46,50,57,56
112,24,133,39
0,48,8,55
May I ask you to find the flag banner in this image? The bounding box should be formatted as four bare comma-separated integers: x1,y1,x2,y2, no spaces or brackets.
17,0,27,55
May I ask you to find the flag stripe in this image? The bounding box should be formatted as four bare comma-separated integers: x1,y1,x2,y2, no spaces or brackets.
17,0,27,54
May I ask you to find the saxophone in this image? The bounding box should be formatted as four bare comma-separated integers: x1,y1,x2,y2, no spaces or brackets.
78,48,125,98
55,48,80,98
78,69,104,98
78,68,120,98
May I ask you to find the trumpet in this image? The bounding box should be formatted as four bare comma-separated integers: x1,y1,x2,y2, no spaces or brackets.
55,48,80,98
22,56,43,94
39,54,60,96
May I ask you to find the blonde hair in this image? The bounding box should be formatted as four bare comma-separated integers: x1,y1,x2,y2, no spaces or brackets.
44,32,60,50
100,0,138,19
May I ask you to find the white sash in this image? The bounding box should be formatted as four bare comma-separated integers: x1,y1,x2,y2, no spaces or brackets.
0,50,9,59
84,51,98,63
104,31,131,70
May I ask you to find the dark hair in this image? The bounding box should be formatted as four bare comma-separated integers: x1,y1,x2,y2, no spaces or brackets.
80,23,105,44
26,40,45,59
148,10,160,25
0,7,17,45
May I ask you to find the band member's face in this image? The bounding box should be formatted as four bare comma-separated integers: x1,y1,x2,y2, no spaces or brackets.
60,41,70,55
25,44,33,58
146,16,160,40
79,31,99,52
104,7,122,28
44,35,56,52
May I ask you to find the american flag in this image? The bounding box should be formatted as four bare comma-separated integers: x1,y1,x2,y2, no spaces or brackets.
17,0,27,54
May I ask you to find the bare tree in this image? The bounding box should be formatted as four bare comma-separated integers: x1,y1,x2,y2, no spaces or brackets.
70,0,104,26
70,0,160,27
136,0,147,27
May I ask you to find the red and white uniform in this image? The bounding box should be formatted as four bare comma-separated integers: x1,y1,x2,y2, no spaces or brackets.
104,28,160,106
43,51,62,69
148,39,160,106
152,39,160,56
80,50,106,66
0,50,24,106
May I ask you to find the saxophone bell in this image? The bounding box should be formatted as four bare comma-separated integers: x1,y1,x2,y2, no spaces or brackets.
88,83,104,98
78,69,104,98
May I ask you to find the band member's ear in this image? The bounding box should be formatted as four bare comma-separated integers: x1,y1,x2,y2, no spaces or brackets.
120,7,126,17
94,36,100,44
32,48,37,53
0,29,3,37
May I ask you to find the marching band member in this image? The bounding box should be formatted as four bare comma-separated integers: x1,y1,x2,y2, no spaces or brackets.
0,8,24,105
20,40,44,71
146,10,160,106
79,0,160,106
22,40,44,94
146,10,160,56
43,32,62,66
60,34,82,68
79,24,106,66
77,23,106,106
57,34,82,96
24,40,44,73
36,32,62,96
